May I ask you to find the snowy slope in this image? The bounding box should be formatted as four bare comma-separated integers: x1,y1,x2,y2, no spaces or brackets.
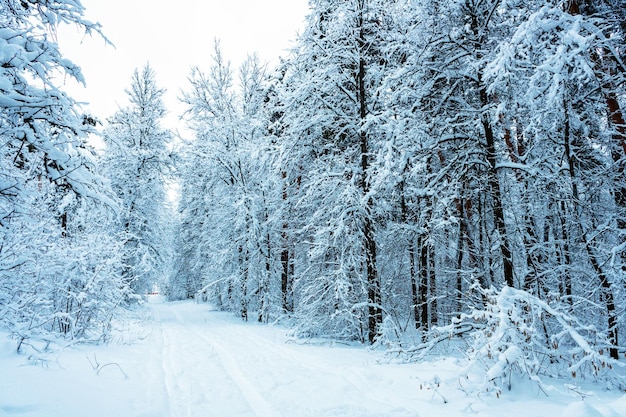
1,298,626,417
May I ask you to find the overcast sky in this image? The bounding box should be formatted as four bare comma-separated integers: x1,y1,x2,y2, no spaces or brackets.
59,0,310,130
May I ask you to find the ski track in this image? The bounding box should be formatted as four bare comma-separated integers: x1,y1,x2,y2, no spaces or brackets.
155,303,281,417
215,317,403,413
4,299,624,417
148,301,418,417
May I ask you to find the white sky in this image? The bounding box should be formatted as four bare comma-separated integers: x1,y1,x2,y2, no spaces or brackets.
58,0,310,130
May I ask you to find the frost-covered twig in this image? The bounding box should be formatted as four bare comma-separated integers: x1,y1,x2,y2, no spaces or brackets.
386,323,477,361
390,285,625,394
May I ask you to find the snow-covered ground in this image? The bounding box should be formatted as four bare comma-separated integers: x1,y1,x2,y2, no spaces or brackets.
1,298,626,417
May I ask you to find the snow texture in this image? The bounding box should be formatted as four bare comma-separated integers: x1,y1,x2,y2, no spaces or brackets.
1,298,625,417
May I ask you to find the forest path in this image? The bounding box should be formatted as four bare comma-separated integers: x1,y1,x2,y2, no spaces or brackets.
153,302,278,417
148,300,420,417
2,299,625,417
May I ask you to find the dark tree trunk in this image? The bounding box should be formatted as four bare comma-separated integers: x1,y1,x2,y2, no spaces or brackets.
478,194,493,289
563,102,619,360
410,240,420,329
503,125,542,294
455,198,466,316
418,233,429,333
428,243,437,327
280,172,294,313
480,83,515,288
399,163,421,329
464,1,515,289
557,201,573,305
280,234,292,312
356,4,382,344
238,243,249,322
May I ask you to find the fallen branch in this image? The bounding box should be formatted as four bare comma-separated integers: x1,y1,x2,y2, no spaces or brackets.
86,354,129,380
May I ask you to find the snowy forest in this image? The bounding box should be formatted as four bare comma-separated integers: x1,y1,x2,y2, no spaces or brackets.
1,0,626,398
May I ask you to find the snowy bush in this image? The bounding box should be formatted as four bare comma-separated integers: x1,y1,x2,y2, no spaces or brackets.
469,286,625,393
398,285,624,395
0,190,133,349
292,265,369,342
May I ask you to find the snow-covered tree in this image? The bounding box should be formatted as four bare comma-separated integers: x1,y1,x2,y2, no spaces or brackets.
277,0,409,342
382,0,625,383
102,64,173,294
176,43,283,322
0,0,131,344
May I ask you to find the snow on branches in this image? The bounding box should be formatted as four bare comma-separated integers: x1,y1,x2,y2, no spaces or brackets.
0,0,126,348
393,284,624,395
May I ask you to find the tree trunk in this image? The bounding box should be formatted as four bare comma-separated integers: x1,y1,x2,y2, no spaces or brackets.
455,198,466,316
238,243,249,322
356,4,382,343
563,101,619,359
557,200,573,305
479,83,515,288
418,233,429,333
428,242,437,327
280,171,293,313
398,160,421,329
478,194,493,289
409,239,420,329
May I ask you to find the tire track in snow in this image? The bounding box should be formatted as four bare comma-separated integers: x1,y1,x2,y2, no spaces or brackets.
156,305,197,417
164,304,281,417
249,332,399,411
208,313,413,415
154,302,417,417
154,304,220,417
206,337,280,417
158,318,180,417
